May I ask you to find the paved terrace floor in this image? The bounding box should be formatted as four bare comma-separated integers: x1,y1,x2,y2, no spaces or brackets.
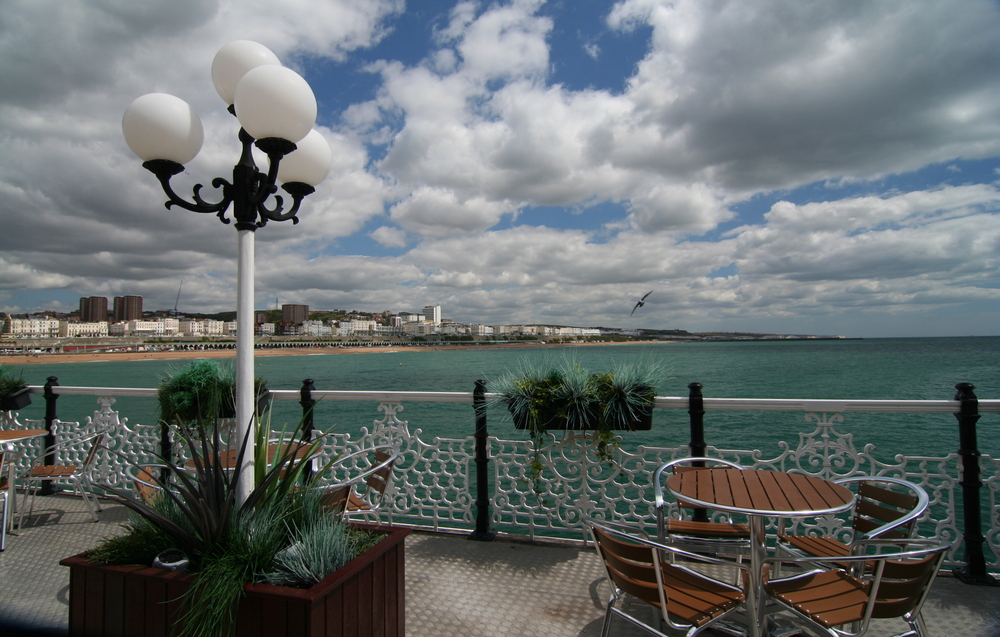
1,494,999,637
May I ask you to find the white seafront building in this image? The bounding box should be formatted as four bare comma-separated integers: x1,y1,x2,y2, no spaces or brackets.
5,317,61,338
4,302,612,344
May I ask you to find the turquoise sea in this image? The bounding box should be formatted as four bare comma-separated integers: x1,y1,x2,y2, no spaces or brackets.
6,336,999,461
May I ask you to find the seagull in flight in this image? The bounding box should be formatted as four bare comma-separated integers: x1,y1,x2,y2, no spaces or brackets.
630,290,653,316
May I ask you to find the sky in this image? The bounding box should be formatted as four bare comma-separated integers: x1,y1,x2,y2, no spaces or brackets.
1,0,998,338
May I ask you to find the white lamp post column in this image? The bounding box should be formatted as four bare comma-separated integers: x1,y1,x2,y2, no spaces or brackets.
235,228,255,501
122,41,332,503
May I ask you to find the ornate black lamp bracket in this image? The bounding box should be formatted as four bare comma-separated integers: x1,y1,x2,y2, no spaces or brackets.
142,127,309,232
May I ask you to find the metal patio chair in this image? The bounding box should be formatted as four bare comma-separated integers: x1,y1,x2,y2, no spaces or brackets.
18,427,109,526
653,457,751,552
318,445,400,521
774,476,929,573
589,519,749,637
764,537,950,637
127,463,170,503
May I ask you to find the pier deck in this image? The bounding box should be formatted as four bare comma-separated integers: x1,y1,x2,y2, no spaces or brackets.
1,494,998,636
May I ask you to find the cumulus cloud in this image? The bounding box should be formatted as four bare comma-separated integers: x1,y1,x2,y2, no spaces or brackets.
0,0,998,337
369,226,409,248
389,187,516,237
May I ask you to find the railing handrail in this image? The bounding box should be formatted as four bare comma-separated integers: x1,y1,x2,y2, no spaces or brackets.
25,385,1000,413
8,379,999,581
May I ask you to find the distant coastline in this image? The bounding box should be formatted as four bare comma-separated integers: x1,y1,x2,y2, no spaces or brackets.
1,339,669,366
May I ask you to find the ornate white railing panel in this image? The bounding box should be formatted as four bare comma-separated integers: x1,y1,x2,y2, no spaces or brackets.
4,387,997,572
318,401,478,532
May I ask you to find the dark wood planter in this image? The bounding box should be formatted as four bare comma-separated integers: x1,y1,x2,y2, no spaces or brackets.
60,524,409,637
0,387,31,411
511,401,653,431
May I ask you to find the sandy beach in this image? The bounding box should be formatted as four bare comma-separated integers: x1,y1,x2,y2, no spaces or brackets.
1,340,662,366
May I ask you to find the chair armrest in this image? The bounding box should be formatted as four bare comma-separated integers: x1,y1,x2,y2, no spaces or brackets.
765,537,948,569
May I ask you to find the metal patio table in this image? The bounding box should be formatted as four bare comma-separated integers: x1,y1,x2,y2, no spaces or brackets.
665,467,854,637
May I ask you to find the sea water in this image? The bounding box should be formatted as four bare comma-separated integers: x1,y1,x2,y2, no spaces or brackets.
6,336,999,461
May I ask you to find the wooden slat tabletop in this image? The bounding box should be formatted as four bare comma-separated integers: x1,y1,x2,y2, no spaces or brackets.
0,429,47,443
666,468,853,516
187,442,314,470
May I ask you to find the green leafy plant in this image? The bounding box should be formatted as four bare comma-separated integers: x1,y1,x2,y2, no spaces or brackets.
491,357,665,497
0,365,27,397
157,359,267,428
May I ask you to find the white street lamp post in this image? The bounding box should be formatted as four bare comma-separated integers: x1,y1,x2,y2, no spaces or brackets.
122,41,332,502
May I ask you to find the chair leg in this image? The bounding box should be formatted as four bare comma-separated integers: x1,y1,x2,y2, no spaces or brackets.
19,483,34,529
1,491,8,551
601,594,617,637
74,478,100,522
903,612,928,637
84,476,103,513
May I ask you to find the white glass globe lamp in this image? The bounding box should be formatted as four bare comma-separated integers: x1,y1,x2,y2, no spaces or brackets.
233,65,316,144
211,40,281,106
277,129,333,187
121,93,204,165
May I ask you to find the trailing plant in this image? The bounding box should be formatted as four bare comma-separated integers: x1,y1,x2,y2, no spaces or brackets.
0,365,27,397
490,357,665,497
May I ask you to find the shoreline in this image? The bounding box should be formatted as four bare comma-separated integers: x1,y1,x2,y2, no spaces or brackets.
0,340,667,366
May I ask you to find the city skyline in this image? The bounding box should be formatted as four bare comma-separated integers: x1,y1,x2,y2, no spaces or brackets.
0,1,998,339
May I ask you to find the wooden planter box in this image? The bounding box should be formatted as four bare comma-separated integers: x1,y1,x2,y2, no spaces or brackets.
511,402,653,431
60,524,409,637
0,387,31,411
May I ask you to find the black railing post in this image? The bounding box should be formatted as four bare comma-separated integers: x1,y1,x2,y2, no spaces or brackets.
41,377,59,496
469,379,496,541
688,382,707,461
687,382,708,522
158,415,172,485
953,382,998,585
300,378,316,441
300,378,316,481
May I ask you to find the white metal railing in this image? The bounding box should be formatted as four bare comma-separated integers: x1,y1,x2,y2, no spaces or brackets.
1,385,997,573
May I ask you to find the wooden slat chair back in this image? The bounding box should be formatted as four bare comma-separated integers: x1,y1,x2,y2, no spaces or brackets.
345,447,398,518
653,458,750,550
319,483,351,519
589,521,747,637
765,539,948,637
852,482,919,539
776,477,928,569
871,552,942,619
364,449,394,496
316,445,399,521
129,465,166,504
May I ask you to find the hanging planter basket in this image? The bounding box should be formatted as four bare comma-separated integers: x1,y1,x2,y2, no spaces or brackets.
0,387,31,412
510,401,654,431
